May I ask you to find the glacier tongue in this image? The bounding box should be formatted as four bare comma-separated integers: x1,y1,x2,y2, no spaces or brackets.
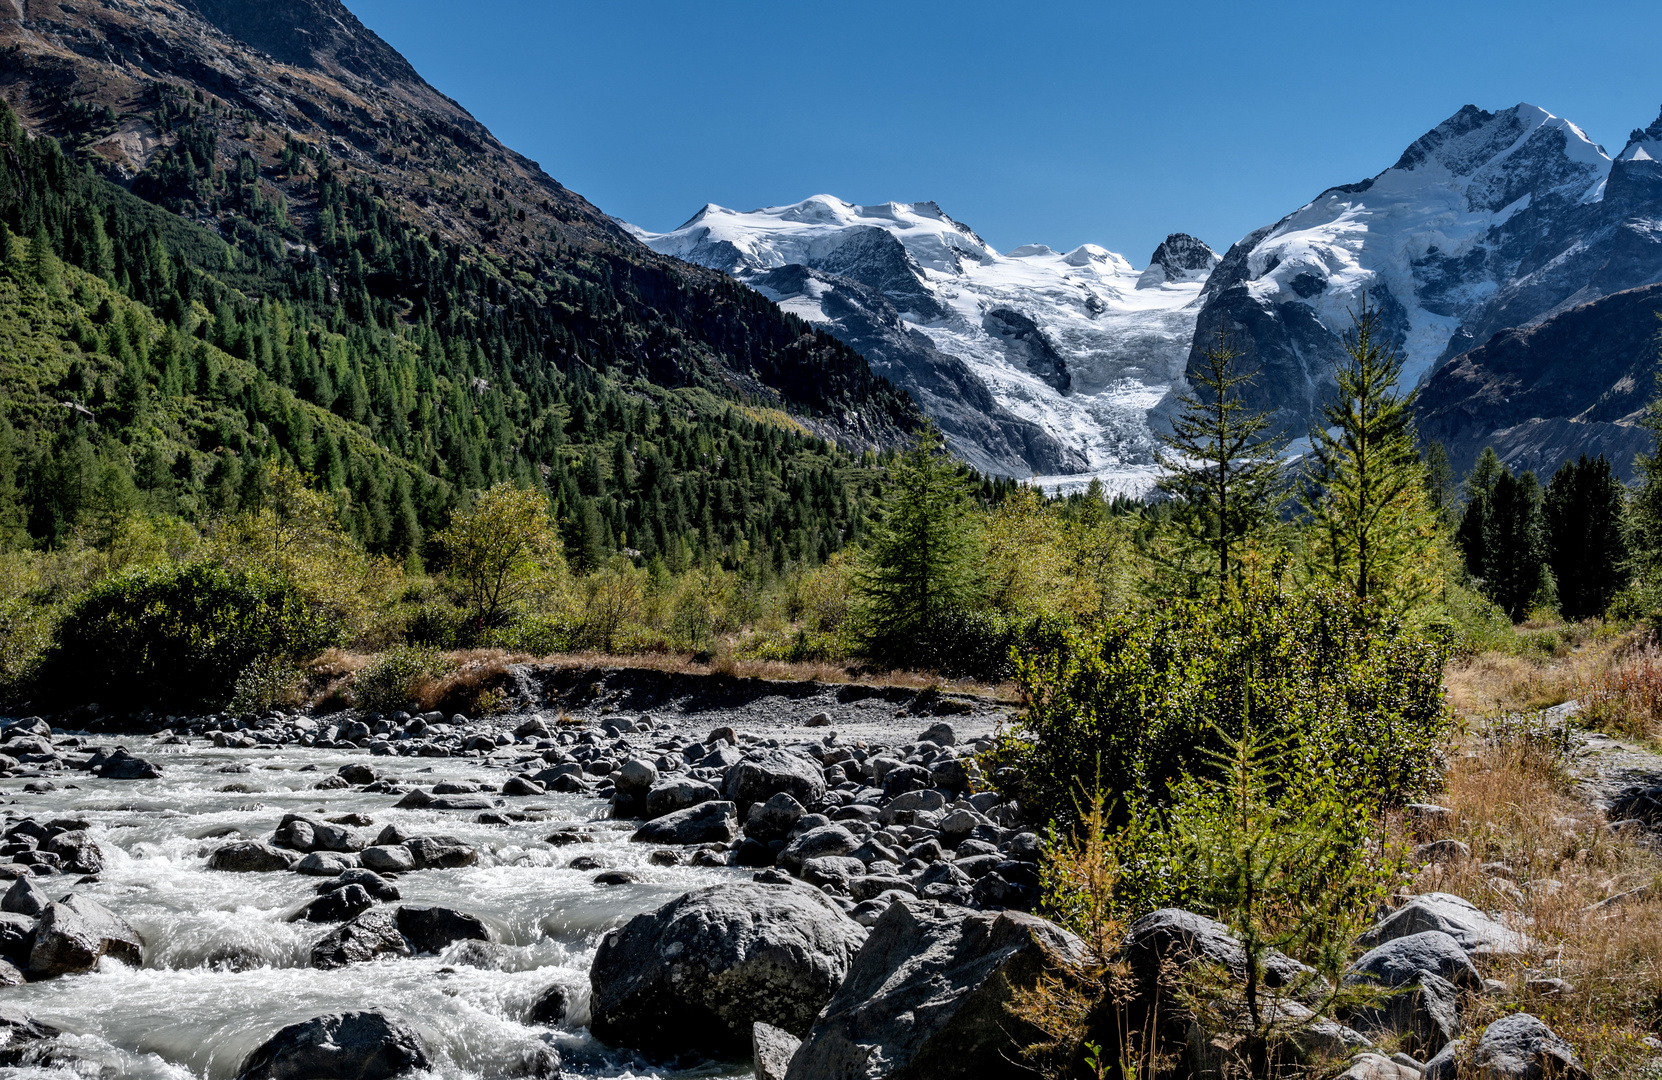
627,195,1214,487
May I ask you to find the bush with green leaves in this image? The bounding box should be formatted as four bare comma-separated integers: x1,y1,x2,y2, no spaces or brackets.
351,645,454,714
991,573,1450,833
35,561,340,711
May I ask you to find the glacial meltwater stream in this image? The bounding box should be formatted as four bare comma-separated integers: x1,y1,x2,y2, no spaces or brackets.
0,735,747,1079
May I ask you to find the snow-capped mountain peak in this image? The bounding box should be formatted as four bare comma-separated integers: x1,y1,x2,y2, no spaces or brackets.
632,196,1216,486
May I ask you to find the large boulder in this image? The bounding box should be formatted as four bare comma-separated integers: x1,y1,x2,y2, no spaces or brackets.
589,882,867,1058
725,749,827,814
396,906,490,953
1425,1013,1589,1080
43,832,102,875
784,899,1080,1080
0,1005,62,1067
28,896,142,977
1347,930,1480,991
209,840,300,873
98,749,161,779
745,793,807,843
236,1010,429,1080
1343,971,1460,1059
404,836,477,869
310,909,412,969
778,825,858,875
0,912,35,969
631,801,738,846
645,777,720,820
1357,893,1531,956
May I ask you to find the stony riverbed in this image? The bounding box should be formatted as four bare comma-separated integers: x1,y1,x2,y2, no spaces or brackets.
0,668,1024,1079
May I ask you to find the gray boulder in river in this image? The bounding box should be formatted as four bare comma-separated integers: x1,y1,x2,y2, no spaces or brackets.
28,895,143,978
589,881,867,1058
630,800,738,845
784,899,1079,1080
235,1010,430,1080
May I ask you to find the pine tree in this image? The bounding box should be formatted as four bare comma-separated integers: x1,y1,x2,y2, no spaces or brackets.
1455,447,1505,580
1485,468,1545,621
1303,299,1441,611
1155,325,1284,598
856,422,981,662
1544,455,1628,621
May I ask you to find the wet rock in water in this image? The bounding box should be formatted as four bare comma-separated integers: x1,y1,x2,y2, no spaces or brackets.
785,900,1080,1080
645,777,719,820
396,905,490,953
42,832,101,875
311,909,413,969
0,958,22,986
0,1005,63,1066
296,851,361,876
590,881,868,1057
630,801,738,845
321,869,400,903
502,776,545,796
446,939,511,970
1425,1012,1589,1080
209,840,300,873
529,983,569,1025
724,749,827,813
299,884,376,923
404,836,478,869
393,788,434,809
28,895,143,977
97,749,161,780
0,912,36,968
753,1020,802,1080
2,877,48,916
594,870,637,885
359,845,417,874
1348,930,1481,991
337,763,376,785
235,1009,430,1080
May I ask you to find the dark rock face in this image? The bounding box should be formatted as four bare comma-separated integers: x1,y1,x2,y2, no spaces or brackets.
982,308,1071,394
235,1010,429,1080
589,882,867,1058
1138,233,1220,287
300,885,376,924
1348,930,1480,991
28,896,143,977
1414,282,1662,480
1344,970,1460,1059
784,899,1079,1080
0,1005,62,1067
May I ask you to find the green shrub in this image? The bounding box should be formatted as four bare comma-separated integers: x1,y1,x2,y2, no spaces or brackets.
36,561,340,711
990,576,1450,833
352,645,453,714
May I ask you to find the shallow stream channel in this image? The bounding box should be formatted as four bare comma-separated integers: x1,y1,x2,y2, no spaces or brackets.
0,733,747,1080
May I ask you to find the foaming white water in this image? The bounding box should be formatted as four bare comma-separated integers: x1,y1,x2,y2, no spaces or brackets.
0,737,748,1079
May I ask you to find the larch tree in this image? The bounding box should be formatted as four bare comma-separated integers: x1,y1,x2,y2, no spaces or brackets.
1155,324,1285,599
1302,299,1442,611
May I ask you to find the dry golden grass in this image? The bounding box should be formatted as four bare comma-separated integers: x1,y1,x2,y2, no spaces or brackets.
1402,726,1662,1077
1575,640,1662,742
1444,625,1639,721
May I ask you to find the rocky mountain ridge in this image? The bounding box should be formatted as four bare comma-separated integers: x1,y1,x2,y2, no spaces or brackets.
632,196,1215,485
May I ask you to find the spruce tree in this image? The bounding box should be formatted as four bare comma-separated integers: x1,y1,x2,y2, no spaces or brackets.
856,422,981,662
1455,447,1505,580
1485,468,1545,621
1545,455,1628,620
1155,325,1284,598
1303,299,1441,610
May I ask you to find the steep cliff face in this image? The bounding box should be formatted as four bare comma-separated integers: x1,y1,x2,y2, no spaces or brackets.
1415,283,1662,480
0,0,917,446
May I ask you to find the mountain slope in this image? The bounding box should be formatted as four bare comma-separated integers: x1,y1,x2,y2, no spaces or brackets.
0,0,917,446
0,0,918,567
633,196,1215,485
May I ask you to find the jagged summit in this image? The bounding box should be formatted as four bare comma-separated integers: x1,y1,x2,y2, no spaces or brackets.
1137,233,1218,288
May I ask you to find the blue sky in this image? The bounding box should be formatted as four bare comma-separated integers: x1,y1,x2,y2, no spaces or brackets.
345,0,1662,263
